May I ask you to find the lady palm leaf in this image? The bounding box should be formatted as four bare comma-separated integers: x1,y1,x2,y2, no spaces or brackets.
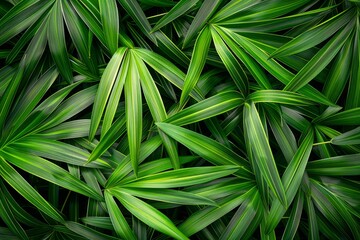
1,0,360,239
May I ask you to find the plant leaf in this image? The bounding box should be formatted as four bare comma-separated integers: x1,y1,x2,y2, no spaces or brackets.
89,47,127,140
0,156,64,224
244,102,287,206
110,190,188,240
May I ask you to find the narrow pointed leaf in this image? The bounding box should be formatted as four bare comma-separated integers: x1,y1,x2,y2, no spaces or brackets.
322,108,360,125
48,0,73,83
65,221,119,240
179,187,256,237
122,166,239,188
219,189,261,240
331,127,360,145
0,0,52,46
0,156,64,224
89,114,126,162
323,37,353,103
0,189,28,240
166,91,243,126
135,48,204,101
248,90,316,106
346,20,360,109
89,47,127,140
282,191,304,240
110,190,188,240
152,0,198,32
220,26,336,106
101,57,128,136
99,0,119,54
2,147,103,201
266,129,313,233
180,26,211,107
156,122,252,179
211,27,248,94
125,52,142,176
307,154,360,176
62,0,98,75
106,136,162,188
244,102,287,206
270,9,354,58
118,188,216,206
134,53,180,169
283,19,355,92
117,0,157,44
182,0,222,47
104,191,136,240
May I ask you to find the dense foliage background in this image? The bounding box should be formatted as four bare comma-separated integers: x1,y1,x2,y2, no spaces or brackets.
0,0,359,239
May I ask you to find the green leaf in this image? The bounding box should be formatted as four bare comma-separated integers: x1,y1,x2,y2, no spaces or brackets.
65,221,119,240
104,191,136,240
322,108,360,125
106,136,162,188
248,90,316,105
219,189,261,240
265,129,313,233
0,0,53,46
156,122,252,179
89,114,126,163
110,190,188,240
270,9,355,58
125,52,142,176
180,26,211,108
9,82,81,139
89,47,127,140
152,0,198,32
134,53,180,169
48,0,73,83
219,6,333,32
81,217,113,230
39,85,97,131
331,127,360,145
283,19,355,92
213,25,271,89
244,102,287,207
135,48,204,101
2,147,103,201
211,0,260,23
99,0,118,54
306,196,320,240
211,27,248,95
5,67,58,131
346,19,360,109
0,187,28,240
21,17,48,78
0,181,44,227
166,91,243,126
38,119,91,140
282,191,304,240
101,54,128,136
322,37,353,103
118,187,216,206
179,187,257,237
307,154,360,176
117,0,157,44
0,156,64,224
121,166,239,188
220,26,336,106
0,61,24,132
62,0,98,75
182,0,222,47
68,0,105,45
13,137,109,168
